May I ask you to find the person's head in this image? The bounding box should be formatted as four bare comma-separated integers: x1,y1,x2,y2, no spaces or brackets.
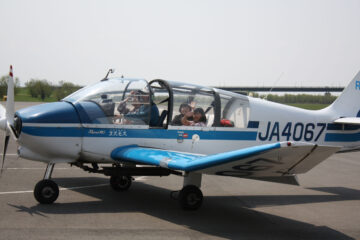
137,90,149,103
179,103,191,115
193,108,206,123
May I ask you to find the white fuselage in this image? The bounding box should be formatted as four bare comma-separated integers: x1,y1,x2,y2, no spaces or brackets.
17,96,359,165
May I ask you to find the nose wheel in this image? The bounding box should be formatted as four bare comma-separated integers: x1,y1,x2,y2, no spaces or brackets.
34,179,59,204
34,163,59,204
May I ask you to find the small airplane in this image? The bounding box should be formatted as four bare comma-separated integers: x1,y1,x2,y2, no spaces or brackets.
1,66,359,210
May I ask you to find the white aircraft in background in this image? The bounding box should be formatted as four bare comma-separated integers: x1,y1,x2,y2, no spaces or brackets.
1,66,359,210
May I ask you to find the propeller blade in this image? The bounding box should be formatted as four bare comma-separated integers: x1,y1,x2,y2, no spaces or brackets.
1,131,10,175
6,65,14,127
0,65,15,176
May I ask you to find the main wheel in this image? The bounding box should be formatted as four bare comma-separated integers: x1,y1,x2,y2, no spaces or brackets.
179,185,203,210
34,179,59,204
110,175,132,191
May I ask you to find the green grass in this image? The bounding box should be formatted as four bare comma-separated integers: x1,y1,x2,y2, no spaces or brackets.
14,88,57,102
285,103,330,110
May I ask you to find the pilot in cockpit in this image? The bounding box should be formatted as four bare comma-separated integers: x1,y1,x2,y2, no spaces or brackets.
114,90,159,126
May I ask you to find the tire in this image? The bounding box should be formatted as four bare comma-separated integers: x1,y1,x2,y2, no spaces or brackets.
179,185,203,210
34,179,59,204
110,175,132,191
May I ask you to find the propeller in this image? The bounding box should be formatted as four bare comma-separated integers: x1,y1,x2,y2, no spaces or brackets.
1,132,10,175
0,65,16,175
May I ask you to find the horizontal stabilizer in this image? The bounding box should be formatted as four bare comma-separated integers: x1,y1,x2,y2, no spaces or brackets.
333,117,360,125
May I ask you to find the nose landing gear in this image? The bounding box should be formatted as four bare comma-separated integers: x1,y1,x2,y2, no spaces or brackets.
33,163,59,204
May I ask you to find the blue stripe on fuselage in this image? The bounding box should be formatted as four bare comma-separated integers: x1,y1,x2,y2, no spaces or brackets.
247,121,259,128
22,123,360,142
325,132,360,142
21,126,258,141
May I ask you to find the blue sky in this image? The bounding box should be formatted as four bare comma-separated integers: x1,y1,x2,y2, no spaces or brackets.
0,0,359,87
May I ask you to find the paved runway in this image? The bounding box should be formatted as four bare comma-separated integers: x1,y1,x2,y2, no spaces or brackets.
0,102,359,239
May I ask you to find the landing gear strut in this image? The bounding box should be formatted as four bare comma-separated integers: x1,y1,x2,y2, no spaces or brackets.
34,163,59,204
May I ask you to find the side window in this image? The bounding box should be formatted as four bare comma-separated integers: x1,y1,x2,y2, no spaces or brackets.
171,88,215,127
220,94,250,128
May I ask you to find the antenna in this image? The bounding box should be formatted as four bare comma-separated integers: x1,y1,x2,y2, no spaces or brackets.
101,68,115,81
264,72,284,100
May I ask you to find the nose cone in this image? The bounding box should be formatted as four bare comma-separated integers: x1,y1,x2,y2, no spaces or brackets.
16,102,80,124
15,102,82,163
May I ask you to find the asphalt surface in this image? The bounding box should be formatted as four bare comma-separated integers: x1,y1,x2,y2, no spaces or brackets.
0,102,359,240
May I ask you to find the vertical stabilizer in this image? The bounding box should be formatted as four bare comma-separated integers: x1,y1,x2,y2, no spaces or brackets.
329,71,360,117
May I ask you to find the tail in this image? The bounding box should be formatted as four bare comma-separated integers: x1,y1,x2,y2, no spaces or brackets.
329,71,360,117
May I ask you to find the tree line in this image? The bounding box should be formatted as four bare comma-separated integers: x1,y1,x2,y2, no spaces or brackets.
1,74,338,104
0,76,82,101
251,92,337,104
25,79,81,101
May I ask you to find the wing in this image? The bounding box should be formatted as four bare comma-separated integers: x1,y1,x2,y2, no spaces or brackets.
111,142,340,178
333,117,360,125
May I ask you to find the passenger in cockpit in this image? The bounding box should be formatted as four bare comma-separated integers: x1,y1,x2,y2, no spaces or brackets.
181,107,207,127
171,103,192,126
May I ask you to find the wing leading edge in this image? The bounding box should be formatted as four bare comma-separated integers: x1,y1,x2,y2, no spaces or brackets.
111,142,340,177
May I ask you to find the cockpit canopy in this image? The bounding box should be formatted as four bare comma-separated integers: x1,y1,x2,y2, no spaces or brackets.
63,78,250,128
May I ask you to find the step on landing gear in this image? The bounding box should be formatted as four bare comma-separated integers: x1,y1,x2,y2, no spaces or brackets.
34,163,59,204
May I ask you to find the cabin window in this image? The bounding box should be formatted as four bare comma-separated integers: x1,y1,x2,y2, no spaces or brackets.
220,94,250,128
171,87,215,127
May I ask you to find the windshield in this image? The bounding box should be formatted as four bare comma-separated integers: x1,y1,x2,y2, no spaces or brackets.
63,78,147,103
63,78,154,126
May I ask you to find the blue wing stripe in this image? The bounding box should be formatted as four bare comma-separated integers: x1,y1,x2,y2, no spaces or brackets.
111,142,281,172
